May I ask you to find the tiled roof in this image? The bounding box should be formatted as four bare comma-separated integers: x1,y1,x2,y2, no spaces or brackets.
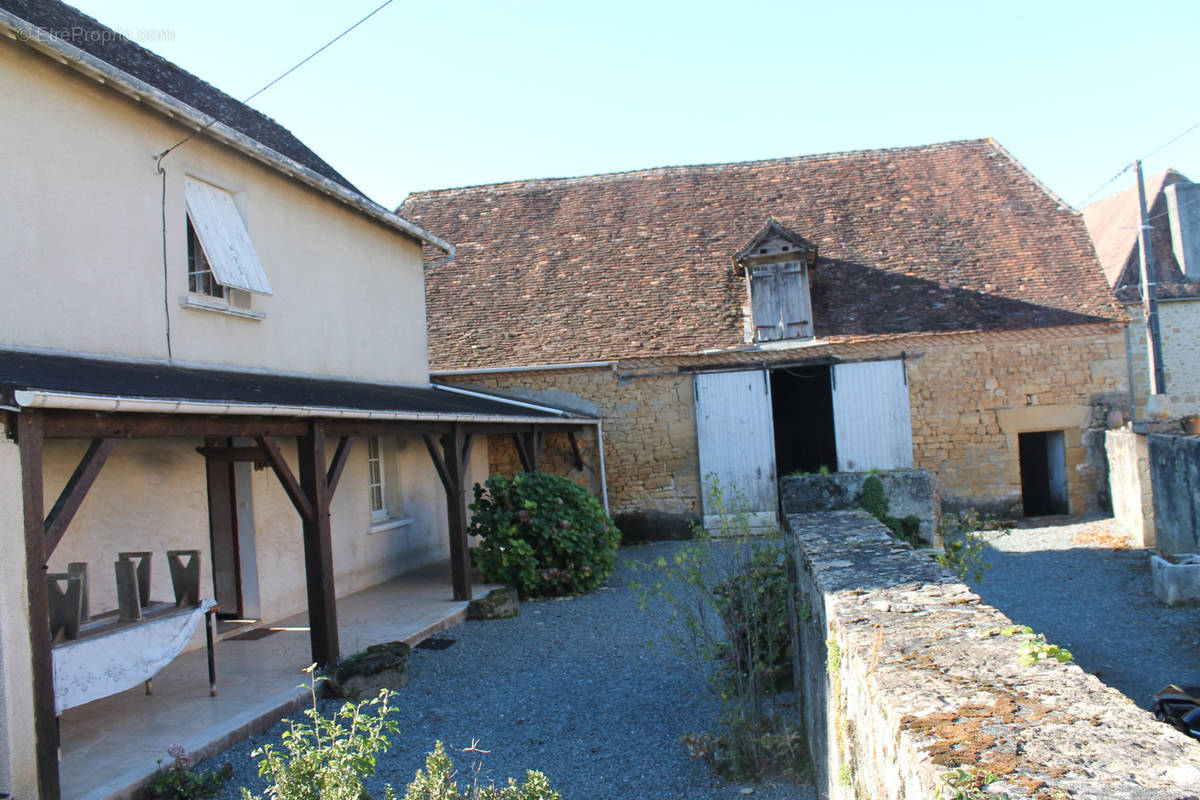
0,0,359,194
1080,168,1200,302
403,139,1123,370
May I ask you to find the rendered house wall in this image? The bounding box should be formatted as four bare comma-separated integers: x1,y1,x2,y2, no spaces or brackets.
0,35,430,384
444,325,1129,523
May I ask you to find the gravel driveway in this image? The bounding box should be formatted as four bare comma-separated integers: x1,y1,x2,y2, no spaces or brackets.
199,542,816,800
965,515,1200,711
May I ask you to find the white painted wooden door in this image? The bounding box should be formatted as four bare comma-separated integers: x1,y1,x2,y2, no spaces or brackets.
832,360,914,472
694,370,778,529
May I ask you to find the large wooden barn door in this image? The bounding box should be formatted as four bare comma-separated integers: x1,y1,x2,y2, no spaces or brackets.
832,359,914,472
694,370,778,530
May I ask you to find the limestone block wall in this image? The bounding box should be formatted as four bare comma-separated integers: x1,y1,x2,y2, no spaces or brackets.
1105,428,1156,547
442,325,1128,528
439,369,702,530
1127,300,1200,418
786,506,1200,800
778,469,941,543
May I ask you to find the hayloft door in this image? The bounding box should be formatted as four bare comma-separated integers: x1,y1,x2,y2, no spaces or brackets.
694,370,778,530
832,359,914,472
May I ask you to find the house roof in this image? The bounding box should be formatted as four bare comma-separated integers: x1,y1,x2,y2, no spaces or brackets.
0,0,450,253
1080,168,1200,301
402,139,1123,370
0,350,583,423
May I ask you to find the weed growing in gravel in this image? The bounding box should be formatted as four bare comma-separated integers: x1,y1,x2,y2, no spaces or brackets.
938,509,995,583
936,766,1006,799
402,740,561,800
145,744,227,800
631,478,809,782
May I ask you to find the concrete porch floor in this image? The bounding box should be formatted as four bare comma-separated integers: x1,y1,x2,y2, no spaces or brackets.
58,560,500,800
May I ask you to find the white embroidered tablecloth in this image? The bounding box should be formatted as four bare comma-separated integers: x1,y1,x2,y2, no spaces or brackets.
52,599,216,714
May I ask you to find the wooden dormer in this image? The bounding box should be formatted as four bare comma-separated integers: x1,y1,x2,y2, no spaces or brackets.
734,219,817,343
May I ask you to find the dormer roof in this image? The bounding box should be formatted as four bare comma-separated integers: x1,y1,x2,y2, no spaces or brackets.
734,218,818,272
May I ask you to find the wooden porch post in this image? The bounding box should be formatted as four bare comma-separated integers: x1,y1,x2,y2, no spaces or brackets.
424,424,474,601
297,421,339,667
18,412,62,800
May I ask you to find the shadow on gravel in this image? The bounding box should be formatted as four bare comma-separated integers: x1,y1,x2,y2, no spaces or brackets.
967,540,1200,710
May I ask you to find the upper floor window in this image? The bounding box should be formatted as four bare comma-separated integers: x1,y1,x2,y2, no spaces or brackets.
735,218,818,344
182,176,272,317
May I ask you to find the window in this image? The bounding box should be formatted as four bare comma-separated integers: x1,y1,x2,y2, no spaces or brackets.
182,176,272,317
366,436,387,520
750,261,812,342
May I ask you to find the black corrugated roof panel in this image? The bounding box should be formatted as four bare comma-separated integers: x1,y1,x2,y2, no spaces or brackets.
0,350,581,421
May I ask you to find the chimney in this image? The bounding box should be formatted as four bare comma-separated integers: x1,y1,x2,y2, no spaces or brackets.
1165,181,1200,280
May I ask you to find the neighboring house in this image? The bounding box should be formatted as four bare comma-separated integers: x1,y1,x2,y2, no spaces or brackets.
0,3,589,798
401,139,1130,536
1082,169,1200,418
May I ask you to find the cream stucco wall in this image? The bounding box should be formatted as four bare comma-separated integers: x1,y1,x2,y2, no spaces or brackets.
0,433,38,799
1126,300,1200,418
0,35,429,383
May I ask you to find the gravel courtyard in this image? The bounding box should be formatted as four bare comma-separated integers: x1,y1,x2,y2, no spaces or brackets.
199,542,816,800
965,514,1200,711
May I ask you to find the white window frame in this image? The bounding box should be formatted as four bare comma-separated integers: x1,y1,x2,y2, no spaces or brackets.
367,436,388,521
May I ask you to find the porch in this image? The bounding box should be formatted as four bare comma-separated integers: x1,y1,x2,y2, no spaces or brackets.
59,559,499,800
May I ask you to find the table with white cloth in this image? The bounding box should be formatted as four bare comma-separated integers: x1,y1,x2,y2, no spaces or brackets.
51,598,217,714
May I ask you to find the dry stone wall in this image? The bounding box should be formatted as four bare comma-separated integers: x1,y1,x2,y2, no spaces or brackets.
1128,301,1200,418
787,507,1200,800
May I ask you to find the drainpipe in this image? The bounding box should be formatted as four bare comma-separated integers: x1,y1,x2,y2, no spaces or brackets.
1135,159,1170,418
597,420,610,514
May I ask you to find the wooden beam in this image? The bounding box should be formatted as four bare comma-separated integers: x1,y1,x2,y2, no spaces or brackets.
297,421,339,666
255,435,313,524
512,432,533,473
44,437,116,557
194,445,266,462
325,435,357,500
41,412,308,439
426,425,472,601
566,430,585,472
423,433,452,491
18,413,62,800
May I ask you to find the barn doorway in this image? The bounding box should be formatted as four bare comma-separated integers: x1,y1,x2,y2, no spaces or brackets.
1018,430,1069,516
770,365,837,476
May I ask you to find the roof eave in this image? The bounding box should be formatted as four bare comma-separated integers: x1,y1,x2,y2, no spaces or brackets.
0,11,454,258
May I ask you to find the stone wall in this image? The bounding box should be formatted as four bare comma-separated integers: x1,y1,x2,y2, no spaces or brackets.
778,469,941,543
1127,300,1200,418
1148,433,1200,555
786,507,1200,800
440,325,1129,530
1105,428,1156,547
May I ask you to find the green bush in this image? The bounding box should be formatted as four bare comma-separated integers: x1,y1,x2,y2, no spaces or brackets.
469,472,620,597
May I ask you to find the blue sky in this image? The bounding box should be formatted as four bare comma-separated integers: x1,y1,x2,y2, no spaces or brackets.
68,0,1200,211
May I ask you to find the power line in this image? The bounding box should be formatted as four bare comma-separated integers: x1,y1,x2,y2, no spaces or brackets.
1077,116,1200,208
155,0,396,162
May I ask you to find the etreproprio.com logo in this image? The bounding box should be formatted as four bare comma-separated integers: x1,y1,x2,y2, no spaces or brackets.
16,25,175,45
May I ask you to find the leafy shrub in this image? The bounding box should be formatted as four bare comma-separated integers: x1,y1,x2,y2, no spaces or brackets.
403,741,561,800
938,509,994,583
241,668,398,800
145,744,226,800
469,472,620,597
713,540,793,691
860,475,922,547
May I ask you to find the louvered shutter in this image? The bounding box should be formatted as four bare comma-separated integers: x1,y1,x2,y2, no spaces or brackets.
184,177,273,295
750,266,782,341
779,262,812,339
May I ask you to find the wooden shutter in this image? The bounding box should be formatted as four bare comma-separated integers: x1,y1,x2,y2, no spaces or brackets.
184,177,273,295
779,262,812,339
694,370,778,529
750,266,782,341
832,359,914,472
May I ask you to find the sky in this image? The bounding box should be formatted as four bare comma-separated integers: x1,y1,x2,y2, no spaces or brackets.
65,0,1200,212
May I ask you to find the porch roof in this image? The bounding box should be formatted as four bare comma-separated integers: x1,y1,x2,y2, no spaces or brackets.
0,350,587,424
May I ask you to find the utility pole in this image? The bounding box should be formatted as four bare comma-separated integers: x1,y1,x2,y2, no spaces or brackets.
1135,159,1170,418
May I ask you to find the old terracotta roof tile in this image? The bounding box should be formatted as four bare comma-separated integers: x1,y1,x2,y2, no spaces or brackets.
403,139,1123,370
